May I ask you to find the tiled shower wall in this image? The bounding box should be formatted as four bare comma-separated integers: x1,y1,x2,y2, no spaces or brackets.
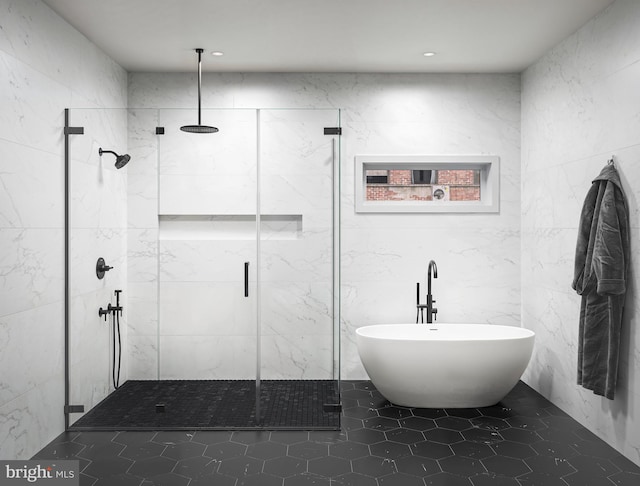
521,0,640,465
127,73,522,380
0,0,127,459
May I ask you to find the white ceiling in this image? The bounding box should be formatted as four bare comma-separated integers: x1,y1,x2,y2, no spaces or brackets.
42,0,615,73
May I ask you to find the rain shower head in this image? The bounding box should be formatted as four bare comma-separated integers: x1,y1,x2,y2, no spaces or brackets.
99,148,131,169
180,48,219,134
180,124,219,134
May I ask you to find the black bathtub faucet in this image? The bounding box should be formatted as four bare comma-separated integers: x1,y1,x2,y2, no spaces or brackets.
416,260,438,324
427,260,438,323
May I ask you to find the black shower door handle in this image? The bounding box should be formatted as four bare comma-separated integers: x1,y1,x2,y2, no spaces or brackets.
244,262,249,297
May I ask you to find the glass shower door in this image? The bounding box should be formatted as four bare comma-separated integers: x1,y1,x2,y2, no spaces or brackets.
151,107,339,428
157,109,259,424
258,109,341,427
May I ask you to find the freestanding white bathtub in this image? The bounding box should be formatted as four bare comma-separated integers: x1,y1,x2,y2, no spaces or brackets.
356,324,535,408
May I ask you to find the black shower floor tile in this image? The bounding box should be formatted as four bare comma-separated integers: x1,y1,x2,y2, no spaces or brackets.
70,379,340,430
33,380,640,485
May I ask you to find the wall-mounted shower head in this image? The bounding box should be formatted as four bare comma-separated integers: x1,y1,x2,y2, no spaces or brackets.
99,148,131,169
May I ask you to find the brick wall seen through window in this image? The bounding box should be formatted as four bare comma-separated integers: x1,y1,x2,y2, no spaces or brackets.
365,169,480,202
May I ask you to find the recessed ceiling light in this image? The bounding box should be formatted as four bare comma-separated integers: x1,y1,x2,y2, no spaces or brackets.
211,51,224,57
423,52,436,57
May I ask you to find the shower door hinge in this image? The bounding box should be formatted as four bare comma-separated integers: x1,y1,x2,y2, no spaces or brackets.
324,127,342,135
156,127,165,135
64,127,84,135
64,404,85,414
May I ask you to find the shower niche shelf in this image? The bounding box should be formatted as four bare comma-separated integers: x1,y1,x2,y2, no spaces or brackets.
159,214,302,240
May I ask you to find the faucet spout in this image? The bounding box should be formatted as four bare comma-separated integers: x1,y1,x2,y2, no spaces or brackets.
427,260,438,324
416,260,439,324
427,260,438,293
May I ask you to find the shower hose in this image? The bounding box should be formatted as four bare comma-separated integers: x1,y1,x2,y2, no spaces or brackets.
112,310,122,389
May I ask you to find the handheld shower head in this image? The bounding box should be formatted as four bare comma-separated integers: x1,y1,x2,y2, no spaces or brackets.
99,148,131,169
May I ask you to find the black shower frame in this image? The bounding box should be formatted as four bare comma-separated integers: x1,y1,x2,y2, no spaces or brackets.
63,108,86,429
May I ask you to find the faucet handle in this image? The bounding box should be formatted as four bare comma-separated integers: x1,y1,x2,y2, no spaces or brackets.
433,308,438,321
98,306,110,321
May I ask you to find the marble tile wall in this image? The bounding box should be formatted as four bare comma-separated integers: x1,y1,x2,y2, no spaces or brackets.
0,0,127,459
128,73,522,381
521,0,640,466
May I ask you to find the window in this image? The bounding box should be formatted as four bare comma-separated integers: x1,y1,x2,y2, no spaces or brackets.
355,155,499,213
366,170,388,184
412,170,435,184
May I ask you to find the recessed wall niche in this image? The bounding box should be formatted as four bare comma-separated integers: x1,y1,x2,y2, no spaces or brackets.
159,215,303,240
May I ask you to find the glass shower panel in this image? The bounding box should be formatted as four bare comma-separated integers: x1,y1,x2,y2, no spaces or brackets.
66,108,130,426
258,109,341,427
126,108,162,381
157,109,258,381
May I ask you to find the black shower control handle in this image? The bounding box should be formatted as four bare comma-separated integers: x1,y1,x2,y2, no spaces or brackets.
98,305,111,321
99,302,123,321
96,257,113,279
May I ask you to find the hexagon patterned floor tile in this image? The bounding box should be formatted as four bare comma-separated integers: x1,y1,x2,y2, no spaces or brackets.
32,381,640,485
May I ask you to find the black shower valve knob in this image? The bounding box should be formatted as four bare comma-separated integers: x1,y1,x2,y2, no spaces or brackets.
98,303,123,321
98,305,111,321
96,257,113,279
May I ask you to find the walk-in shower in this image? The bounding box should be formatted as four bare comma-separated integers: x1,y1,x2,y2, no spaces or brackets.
64,106,341,430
